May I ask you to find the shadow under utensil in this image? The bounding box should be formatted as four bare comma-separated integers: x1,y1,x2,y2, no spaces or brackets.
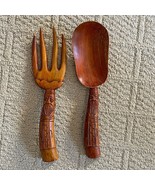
69,90,88,155
19,44,43,162
62,57,89,157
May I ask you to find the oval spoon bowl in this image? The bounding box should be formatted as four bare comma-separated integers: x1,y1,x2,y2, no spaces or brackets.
72,21,109,88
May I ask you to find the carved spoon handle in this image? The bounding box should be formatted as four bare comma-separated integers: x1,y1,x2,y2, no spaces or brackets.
84,87,100,158
39,89,58,162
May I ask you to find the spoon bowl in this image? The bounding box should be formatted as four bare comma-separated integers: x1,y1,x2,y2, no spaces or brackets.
72,21,108,88
72,21,109,158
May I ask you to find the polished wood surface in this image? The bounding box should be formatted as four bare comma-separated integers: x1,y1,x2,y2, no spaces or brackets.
32,27,66,162
72,21,109,158
39,89,58,162
32,28,66,90
72,21,108,88
84,88,100,158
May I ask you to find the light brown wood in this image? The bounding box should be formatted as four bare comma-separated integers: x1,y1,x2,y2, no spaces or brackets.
32,28,66,90
39,89,58,162
72,21,109,158
32,27,67,162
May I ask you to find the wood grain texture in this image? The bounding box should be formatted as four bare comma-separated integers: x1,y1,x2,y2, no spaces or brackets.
84,88,100,158
72,21,109,158
32,28,66,90
32,27,66,162
39,89,58,162
1,15,155,170
72,21,108,88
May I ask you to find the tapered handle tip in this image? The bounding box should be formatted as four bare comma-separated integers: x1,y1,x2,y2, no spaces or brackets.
85,146,100,158
40,148,59,162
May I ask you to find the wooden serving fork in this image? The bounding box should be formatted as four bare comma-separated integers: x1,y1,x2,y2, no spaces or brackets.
32,28,66,162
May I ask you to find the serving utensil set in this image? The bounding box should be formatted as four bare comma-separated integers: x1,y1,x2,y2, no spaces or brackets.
32,22,109,162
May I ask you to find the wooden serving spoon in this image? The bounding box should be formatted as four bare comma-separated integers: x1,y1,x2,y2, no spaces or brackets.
72,21,109,158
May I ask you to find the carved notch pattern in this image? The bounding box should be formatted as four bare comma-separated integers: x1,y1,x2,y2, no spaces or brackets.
87,88,99,147
39,89,56,150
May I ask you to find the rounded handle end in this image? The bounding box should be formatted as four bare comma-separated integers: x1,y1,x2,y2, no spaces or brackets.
40,148,59,162
85,146,100,158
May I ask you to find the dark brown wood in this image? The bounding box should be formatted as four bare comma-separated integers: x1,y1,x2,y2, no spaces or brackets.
39,89,58,162
84,88,100,158
72,21,108,88
72,21,109,158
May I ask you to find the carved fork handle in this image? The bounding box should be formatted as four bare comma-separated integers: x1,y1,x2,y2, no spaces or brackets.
39,89,58,162
84,87,100,158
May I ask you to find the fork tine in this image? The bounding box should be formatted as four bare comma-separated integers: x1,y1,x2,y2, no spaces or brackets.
51,27,58,70
59,34,66,76
32,34,39,77
40,28,48,71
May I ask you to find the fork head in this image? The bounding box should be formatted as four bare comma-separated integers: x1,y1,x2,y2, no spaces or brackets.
32,27,67,90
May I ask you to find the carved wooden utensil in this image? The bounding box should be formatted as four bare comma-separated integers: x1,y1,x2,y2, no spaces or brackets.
32,28,66,162
72,21,109,158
